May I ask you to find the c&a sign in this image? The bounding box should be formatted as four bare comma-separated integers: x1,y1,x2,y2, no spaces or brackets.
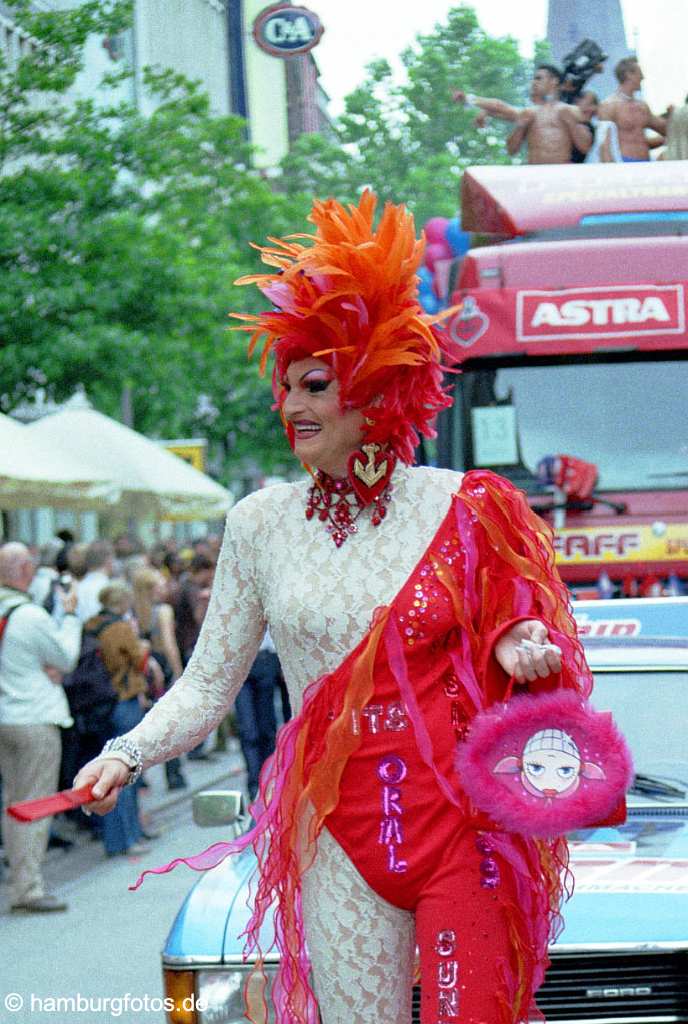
253,4,324,58
516,284,685,342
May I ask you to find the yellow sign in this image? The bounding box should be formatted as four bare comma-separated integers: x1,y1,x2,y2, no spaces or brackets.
553,523,688,565
162,439,207,473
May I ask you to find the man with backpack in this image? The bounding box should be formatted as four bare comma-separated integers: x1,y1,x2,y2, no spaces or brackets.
0,542,82,913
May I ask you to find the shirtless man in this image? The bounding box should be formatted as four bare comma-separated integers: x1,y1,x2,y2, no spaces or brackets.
453,64,591,164
597,57,666,161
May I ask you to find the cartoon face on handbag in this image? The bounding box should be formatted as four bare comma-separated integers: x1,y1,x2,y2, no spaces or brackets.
493,728,606,801
455,691,633,837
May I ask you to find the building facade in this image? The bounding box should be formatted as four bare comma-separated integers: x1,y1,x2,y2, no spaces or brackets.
1,0,329,542
1,0,328,167
236,0,329,166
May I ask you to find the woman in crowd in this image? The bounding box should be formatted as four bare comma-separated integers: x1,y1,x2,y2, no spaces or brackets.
132,567,183,685
76,192,596,1024
132,568,187,790
85,582,158,857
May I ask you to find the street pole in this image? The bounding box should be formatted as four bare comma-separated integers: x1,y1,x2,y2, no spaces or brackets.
120,385,137,538
121,384,134,428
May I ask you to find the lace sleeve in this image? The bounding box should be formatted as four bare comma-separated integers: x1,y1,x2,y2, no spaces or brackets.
121,505,266,768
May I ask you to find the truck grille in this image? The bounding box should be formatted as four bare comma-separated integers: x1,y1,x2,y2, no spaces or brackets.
410,950,688,1023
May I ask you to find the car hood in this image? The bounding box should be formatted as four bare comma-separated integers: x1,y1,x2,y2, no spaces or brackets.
559,806,688,949
163,847,275,964
164,808,688,962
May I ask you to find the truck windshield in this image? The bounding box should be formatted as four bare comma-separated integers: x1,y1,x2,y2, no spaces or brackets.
462,357,688,492
590,668,688,784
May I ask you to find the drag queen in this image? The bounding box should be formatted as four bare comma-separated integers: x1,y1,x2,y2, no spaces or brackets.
76,192,595,1024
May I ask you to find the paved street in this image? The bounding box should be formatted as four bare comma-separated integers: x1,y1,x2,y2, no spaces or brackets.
0,744,247,1024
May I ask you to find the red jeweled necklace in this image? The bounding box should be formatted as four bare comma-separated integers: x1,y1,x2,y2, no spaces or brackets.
305,471,393,547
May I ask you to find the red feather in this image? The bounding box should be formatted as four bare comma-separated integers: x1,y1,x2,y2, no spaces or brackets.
230,190,462,462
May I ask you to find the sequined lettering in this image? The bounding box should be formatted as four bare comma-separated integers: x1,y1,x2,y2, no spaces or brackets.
438,961,458,989
443,675,462,699
384,701,409,731
351,701,409,734
434,929,460,1020
438,990,459,1016
435,930,457,957
377,755,407,786
383,785,403,817
377,755,408,874
476,833,501,890
386,844,407,873
378,817,403,845
361,704,384,733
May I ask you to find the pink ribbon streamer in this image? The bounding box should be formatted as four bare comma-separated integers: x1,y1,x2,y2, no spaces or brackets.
383,616,464,809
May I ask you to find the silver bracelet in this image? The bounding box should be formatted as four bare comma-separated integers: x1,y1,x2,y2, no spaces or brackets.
101,736,144,786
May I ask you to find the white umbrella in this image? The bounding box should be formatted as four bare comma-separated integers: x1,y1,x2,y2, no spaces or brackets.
0,412,120,511
27,409,233,520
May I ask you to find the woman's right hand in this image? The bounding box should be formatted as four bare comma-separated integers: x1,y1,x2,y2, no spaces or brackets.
73,758,131,815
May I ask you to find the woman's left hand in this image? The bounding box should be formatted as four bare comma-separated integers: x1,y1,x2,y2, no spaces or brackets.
494,619,562,684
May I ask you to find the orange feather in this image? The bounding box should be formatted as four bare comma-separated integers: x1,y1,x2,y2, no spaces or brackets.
230,189,460,463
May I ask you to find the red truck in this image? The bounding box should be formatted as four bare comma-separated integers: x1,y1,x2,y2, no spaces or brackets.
441,161,688,596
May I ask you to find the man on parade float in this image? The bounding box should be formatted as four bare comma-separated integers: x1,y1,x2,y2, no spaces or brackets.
453,63,592,164
65,192,629,1024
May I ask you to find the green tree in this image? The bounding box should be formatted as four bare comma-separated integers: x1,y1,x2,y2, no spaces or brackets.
0,1,298,477
281,4,533,224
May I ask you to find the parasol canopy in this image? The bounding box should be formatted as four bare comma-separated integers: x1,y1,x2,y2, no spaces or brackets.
0,412,120,511
26,409,233,520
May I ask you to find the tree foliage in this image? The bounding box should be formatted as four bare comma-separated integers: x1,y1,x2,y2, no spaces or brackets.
281,5,532,225
0,0,297,477
0,1,540,479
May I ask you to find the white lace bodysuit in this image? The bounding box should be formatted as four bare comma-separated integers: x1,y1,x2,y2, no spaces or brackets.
124,464,463,1024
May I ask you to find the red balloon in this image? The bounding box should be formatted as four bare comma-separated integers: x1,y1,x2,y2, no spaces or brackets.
424,217,450,243
425,240,452,270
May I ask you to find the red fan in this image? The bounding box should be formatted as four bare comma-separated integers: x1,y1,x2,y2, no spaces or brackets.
7,785,94,823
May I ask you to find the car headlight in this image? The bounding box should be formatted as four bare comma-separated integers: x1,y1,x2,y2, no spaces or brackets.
197,966,277,1024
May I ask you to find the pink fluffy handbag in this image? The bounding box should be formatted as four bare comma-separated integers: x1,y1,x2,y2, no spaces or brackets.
456,690,633,838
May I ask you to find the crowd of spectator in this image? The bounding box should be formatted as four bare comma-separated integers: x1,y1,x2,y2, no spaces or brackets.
453,54,687,166
0,529,286,914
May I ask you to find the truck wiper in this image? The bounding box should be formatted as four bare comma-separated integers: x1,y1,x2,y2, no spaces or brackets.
629,773,686,799
535,496,627,515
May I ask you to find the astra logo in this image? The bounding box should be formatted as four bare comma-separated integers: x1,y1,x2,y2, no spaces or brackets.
531,296,669,328
517,284,684,341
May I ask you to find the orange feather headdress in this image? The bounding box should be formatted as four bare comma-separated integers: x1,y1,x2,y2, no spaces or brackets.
230,190,459,464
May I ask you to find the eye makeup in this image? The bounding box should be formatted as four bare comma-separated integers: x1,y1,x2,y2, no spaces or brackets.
303,368,334,394
301,368,333,384
282,368,334,393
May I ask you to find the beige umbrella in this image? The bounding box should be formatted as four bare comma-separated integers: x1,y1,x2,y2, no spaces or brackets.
0,413,120,511
27,408,233,519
